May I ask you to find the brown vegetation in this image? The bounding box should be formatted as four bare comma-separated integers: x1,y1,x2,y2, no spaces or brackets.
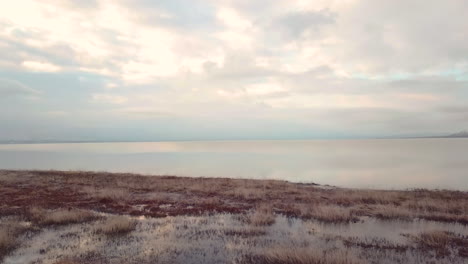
1,170,467,225
248,204,276,226
293,204,357,223
223,226,266,237
245,248,364,264
342,237,409,252
2,170,467,264
29,207,96,226
0,220,29,260
95,216,137,236
406,230,468,258
53,259,80,264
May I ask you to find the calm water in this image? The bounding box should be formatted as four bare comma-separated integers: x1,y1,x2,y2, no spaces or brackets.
0,138,467,190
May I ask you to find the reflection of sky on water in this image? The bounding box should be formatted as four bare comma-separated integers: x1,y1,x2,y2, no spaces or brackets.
5,214,468,264
0,138,467,190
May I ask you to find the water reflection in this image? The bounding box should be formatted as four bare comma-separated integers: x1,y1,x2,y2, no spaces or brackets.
0,138,467,190
4,214,468,264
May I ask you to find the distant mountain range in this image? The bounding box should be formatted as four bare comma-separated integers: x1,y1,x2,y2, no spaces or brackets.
413,131,468,139
446,131,468,138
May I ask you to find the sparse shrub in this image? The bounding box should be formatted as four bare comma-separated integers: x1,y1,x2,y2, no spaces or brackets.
412,231,451,248
95,216,137,235
296,204,357,223
223,226,266,237
372,204,412,221
81,186,131,201
245,248,364,264
342,236,408,252
53,258,80,264
0,226,16,259
330,190,405,206
249,204,276,226
0,220,29,259
29,207,96,226
407,230,468,257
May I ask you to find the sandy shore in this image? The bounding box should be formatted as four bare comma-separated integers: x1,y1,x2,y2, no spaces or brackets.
1,170,468,264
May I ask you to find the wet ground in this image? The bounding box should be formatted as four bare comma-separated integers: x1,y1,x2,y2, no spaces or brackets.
1,170,468,263
3,213,468,264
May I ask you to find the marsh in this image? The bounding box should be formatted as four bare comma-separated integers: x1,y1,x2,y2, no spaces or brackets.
1,170,467,264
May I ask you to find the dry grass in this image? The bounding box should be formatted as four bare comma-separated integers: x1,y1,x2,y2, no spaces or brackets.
29,207,96,226
0,225,16,259
0,220,29,260
411,231,453,248
248,204,276,226
329,189,406,206
246,248,364,264
371,204,413,220
370,204,468,224
342,236,408,252
53,259,80,264
95,216,137,236
223,226,267,237
1,170,467,224
406,230,468,257
81,186,131,201
295,204,357,223
227,186,268,200
1,170,467,263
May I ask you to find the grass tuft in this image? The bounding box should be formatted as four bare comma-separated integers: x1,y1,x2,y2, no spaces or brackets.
407,230,468,257
0,220,29,260
246,248,365,264
295,204,357,223
29,207,96,226
53,259,81,264
249,204,276,226
95,216,137,236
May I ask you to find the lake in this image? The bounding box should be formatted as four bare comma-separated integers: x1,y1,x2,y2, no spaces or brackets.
0,138,467,190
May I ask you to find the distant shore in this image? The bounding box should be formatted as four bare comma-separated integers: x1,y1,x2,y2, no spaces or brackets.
1,134,467,145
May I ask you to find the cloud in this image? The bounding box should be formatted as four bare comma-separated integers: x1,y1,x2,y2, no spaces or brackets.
270,10,335,40
245,82,287,96
0,0,468,140
46,0,98,9
318,0,468,75
91,93,128,104
0,78,40,97
22,60,61,72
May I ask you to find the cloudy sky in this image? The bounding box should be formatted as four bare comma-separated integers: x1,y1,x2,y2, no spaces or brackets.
1,0,468,141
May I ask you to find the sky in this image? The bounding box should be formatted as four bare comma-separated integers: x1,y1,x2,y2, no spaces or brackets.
1,0,468,141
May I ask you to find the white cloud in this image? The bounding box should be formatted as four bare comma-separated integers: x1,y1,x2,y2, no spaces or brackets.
1,0,468,139
217,7,252,30
91,94,128,104
245,83,287,96
104,82,118,89
22,61,61,72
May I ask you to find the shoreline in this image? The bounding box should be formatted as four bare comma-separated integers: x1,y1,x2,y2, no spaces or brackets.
1,136,467,145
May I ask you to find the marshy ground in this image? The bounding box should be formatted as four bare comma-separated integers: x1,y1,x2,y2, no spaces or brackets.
1,170,467,263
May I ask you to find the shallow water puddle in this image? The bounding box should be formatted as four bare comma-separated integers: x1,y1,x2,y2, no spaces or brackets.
4,214,468,264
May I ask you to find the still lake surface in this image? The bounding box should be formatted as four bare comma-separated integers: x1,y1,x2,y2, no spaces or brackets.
0,138,467,190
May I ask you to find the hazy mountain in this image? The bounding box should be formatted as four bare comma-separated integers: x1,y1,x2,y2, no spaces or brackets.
447,131,468,138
